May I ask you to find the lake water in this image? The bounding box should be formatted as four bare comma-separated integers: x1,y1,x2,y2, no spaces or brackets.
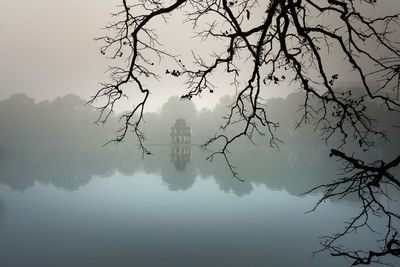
0,143,392,266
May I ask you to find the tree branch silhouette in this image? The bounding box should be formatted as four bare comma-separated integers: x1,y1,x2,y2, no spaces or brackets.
304,149,400,265
92,0,400,264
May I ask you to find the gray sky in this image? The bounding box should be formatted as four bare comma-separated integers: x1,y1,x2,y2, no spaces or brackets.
0,1,398,112
0,0,237,112
0,0,117,103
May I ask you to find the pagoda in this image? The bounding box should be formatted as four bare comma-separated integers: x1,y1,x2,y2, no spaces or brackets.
170,119,191,171
170,118,191,144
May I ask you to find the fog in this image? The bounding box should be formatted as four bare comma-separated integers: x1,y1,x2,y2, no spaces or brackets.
2,1,398,113
0,92,398,193
0,91,398,266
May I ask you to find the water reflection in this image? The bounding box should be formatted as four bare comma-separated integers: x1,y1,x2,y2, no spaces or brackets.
0,173,352,267
171,145,192,172
0,139,340,197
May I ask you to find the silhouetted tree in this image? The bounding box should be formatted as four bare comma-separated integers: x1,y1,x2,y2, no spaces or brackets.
90,0,400,265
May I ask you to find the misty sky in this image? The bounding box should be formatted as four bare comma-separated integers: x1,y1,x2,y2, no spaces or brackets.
0,1,398,112
0,0,233,112
0,1,117,104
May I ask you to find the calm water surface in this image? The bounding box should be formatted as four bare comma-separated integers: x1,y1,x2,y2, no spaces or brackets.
0,144,389,266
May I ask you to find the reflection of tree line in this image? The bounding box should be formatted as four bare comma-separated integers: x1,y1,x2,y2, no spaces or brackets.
0,93,398,195
0,139,340,196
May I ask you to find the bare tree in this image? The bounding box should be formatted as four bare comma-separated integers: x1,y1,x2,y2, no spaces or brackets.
90,0,400,265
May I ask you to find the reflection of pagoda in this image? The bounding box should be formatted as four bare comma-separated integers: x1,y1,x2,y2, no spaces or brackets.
170,119,191,171
170,119,191,144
